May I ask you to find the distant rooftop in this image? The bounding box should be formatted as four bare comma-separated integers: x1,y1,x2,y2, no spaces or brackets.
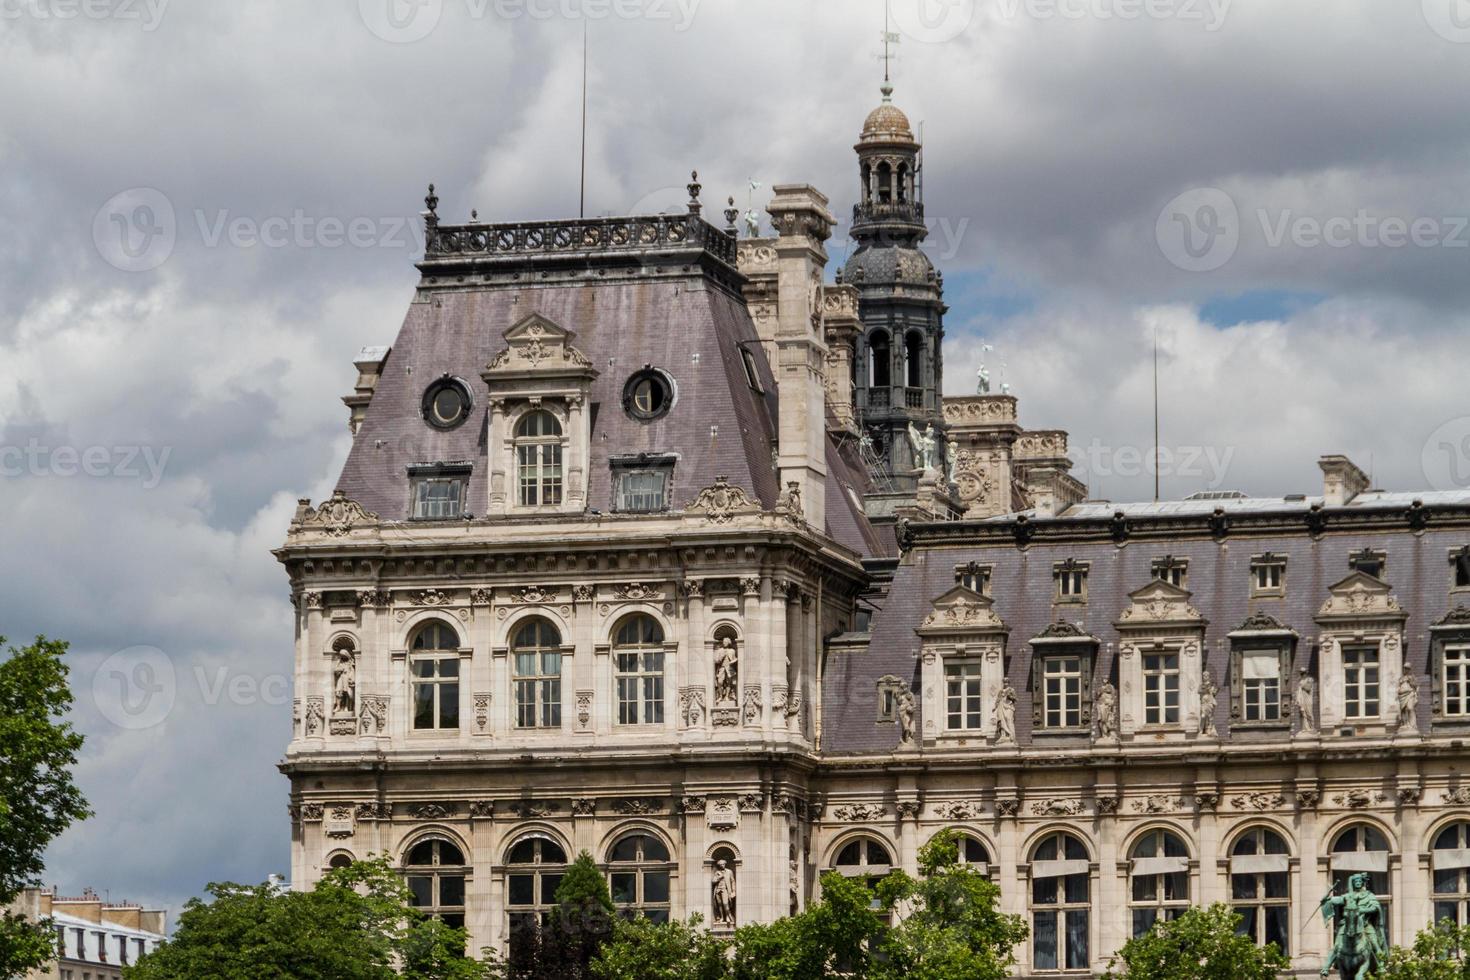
988,488,1470,523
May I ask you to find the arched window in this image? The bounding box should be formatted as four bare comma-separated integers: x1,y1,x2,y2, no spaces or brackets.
1432,822,1470,926
869,331,891,389
1030,831,1090,972
1231,827,1290,954
515,410,563,507
1330,824,1392,940
904,332,924,389
876,161,893,204
404,837,467,930
832,836,894,915
957,833,993,876
608,833,672,923
506,833,567,931
896,163,909,203
410,621,461,731
614,615,665,726
861,162,873,205
1128,829,1190,936
513,618,562,729
327,852,354,871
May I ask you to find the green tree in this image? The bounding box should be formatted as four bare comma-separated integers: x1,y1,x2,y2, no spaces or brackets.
590,914,729,980
505,850,616,980
0,636,90,978
728,871,887,980
873,829,1028,980
1101,903,1289,980
1382,919,1470,979
126,858,491,980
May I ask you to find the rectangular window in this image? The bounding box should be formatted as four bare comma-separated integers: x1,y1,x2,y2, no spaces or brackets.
514,651,562,728
1343,646,1381,719
1043,656,1084,728
1143,652,1180,726
412,656,460,730
615,470,669,513
518,443,563,507
956,564,992,595
1251,558,1285,595
1349,549,1386,580
1445,646,1470,717
1453,549,1470,590
1241,650,1282,722
740,346,764,392
616,651,665,725
945,662,983,730
1151,558,1187,589
412,476,465,520
1055,563,1088,601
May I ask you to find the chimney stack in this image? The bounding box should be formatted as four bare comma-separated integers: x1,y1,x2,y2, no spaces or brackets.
1319,454,1370,507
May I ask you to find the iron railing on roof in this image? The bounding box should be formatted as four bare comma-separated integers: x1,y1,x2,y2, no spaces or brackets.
852,202,925,226
425,214,738,266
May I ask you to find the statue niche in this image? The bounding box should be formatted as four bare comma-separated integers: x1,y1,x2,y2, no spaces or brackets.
714,633,739,705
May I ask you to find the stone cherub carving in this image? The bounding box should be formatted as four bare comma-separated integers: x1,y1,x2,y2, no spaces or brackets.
1198,672,1218,737
1296,670,1317,734
1397,672,1420,732
714,636,739,705
907,422,940,474
994,683,1017,745
1095,682,1119,740
712,859,736,926
896,686,917,745
332,650,356,715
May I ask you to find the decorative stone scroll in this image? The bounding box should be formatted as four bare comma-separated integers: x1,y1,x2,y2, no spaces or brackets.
689,477,760,525
295,491,380,537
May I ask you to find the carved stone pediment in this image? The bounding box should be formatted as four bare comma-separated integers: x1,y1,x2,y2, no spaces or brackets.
688,477,762,525
1116,580,1205,628
483,313,596,378
1434,605,1470,629
295,491,380,537
1235,611,1288,633
1032,620,1096,643
918,586,1008,634
1316,571,1406,622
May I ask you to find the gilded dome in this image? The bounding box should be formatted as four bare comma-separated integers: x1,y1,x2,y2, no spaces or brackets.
860,84,914,142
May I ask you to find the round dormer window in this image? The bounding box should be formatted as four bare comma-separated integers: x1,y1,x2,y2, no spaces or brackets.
423,378,471,429
623,369,675,422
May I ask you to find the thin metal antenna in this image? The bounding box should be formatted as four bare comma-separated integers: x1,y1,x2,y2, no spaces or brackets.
579,20,589,218
884,0,892,86
1153,325,1161,503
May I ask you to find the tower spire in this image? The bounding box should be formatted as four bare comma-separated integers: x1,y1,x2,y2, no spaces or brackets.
882,0,896,101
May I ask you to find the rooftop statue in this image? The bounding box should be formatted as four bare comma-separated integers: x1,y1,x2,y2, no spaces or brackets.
1319,873,1387,979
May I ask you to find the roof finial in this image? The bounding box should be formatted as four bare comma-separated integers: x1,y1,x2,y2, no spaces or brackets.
687,170,703,216
881,0,897,101
423,183,439,227
724,196,739,233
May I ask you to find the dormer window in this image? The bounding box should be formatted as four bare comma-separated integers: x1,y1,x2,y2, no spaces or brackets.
955,562,992,596
1054,560,1089,602
1152,556,1188,589
409,463,471,520
1251,554,1286,596
515,411,563,507
1452,547,1470,591
1349,548,1386,580
611,454,676,513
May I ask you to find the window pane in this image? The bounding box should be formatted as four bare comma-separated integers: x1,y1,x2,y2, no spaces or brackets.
1265,906,1290,954
644,872,670,904
1066,911,1089,968
1033,911,1058,970
440,875,465,907
439,685,459,728
408,876,432,907
611,873,637,904
414,685,434,729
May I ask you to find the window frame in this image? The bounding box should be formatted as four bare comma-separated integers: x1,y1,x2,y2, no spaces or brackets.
1432,821,1470,929
1030,647,1094,733
1250,554,1287,597
422,377,473,431
622,368,676,422
1228,631,1294,731
1229,826,1292,955
609,454,676,514
1453,547,1470,593
506,833,569,932
513,409,565,509
1142,651,1181,727
408,461,472,521
511,617,565,730
1349,548,1388,581
410,620,463,732
955,562,993,596
1151,556,1188,590
1127,829,1191,937
1028,831,1092,973
606,832,674,923
1433,619,1470,724
944,659,984,731
613,615,667,727
403,836,469,931
1053,560,1089,603
1342,645,1382,720
1328,824,1392,943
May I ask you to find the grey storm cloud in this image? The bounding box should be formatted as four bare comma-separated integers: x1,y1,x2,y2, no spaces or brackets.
2,0,1470,919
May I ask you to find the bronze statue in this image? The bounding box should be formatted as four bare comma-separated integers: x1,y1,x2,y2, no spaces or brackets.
1319,873,1387,979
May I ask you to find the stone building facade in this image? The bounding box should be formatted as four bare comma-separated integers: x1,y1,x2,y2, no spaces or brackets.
278,88,1470,976
8,888,165,980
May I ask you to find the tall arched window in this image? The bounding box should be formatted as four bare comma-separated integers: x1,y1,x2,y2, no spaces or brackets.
1432,822,1470,926
1128,829,1190,936
404,837,467,930
1330,824,1392,940
515,410,563,507
905,332,924,389
1231,827,1290,954
512,618,562,729
876,161,893,203
614,615,665,726
1029,831,1090,972
608,833,672,923
831,836,894,917
896,163,909,203
869,331,891,389
941,832,992,879
410,621,461,731
506,833,567,932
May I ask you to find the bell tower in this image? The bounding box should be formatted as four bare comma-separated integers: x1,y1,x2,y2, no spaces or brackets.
844,81,947,493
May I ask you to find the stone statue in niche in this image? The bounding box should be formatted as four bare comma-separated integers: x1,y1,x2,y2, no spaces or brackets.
712,859,736,926
1295,670,1317,734
945,442,959,483
896,686,917,746
994,683,1017,745
1095,682,1119,741
1397,672,1420,732
1198,672,1219,737
332,649,356,715
907,422,940,474
714,636,739,705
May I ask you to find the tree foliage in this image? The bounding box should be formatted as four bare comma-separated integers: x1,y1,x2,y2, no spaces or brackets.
1382,920,1470,979
503,850,617,980
590,914,729,980
1101,903,1288,980
0,635,90,978
125,858,492,980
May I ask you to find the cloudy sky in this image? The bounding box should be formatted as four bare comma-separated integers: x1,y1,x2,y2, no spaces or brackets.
4,0,1470,918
